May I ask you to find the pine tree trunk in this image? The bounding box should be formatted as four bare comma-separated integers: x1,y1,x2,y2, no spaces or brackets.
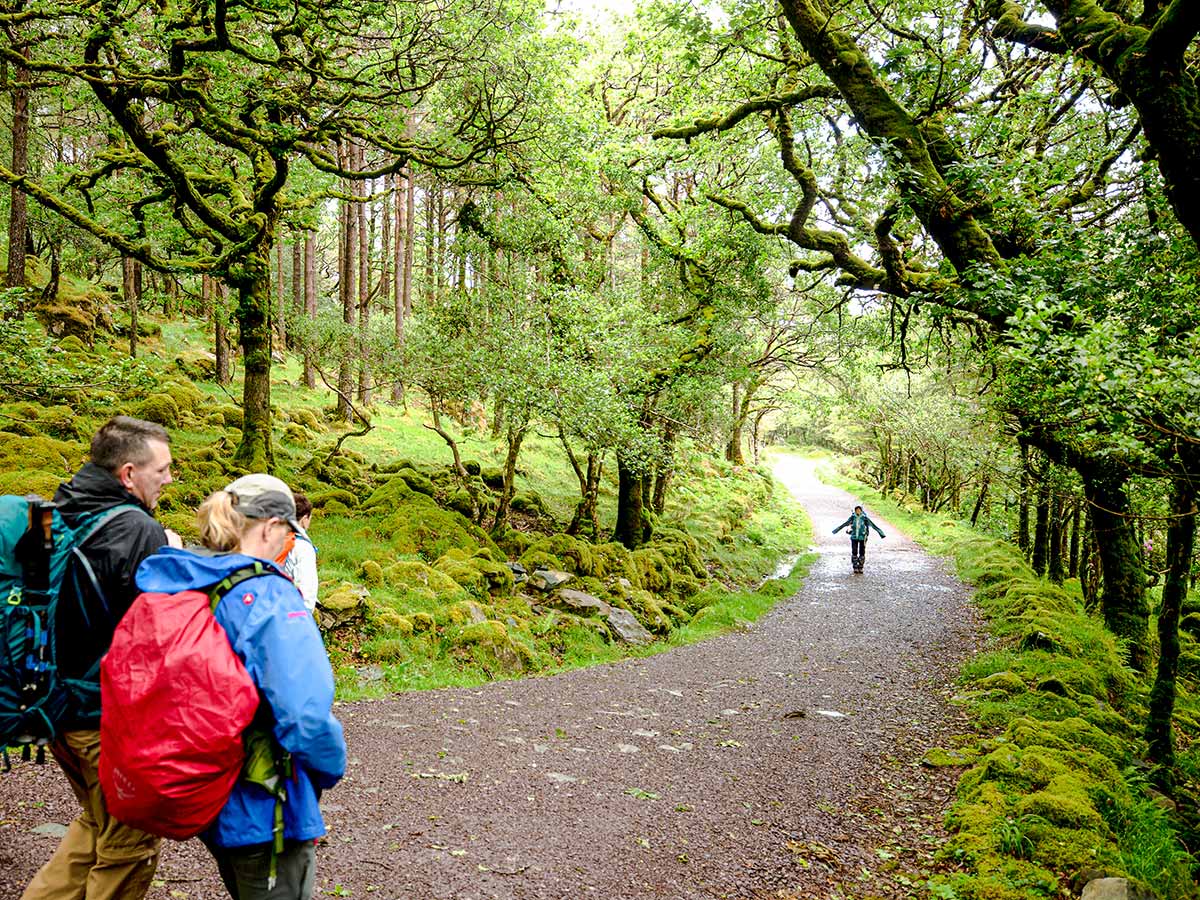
124,257,138,358
337,141,357,420
1146,476,1196,771
357,151,371,407
303,231,317,389
291,241,302,351
424,179,436,303
392,168,408,403
276,237,286,347
6,46,30,292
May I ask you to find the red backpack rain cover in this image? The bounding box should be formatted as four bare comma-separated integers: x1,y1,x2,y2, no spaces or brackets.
100,580,261,839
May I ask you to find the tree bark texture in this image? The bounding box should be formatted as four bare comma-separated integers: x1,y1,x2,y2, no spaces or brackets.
613,453,650,549
6,47,30,291
123,257,138,359
1146,475,1196,770
303,231,317,389
1079,459,1150,670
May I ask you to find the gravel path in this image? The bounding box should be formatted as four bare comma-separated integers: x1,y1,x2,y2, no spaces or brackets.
1,456,982,899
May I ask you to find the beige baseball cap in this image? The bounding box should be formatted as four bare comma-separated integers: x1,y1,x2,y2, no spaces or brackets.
224,473,309,540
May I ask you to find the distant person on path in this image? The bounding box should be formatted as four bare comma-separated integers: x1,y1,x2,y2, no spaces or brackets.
275,492,318,612
135,474,346,900
832,504,885,574
23,416,182,900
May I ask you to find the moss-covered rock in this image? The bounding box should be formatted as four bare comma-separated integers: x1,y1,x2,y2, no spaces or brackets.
509,490,550,517
162,380,206,417
288,407,325,433
284,423,315,446
443,600,490,626
361,475,414,512
392,467,436,498
921,747,979,767
317,582,370,630
132,395,180,428
651,526,707,579
411,612,436,632
35,293,97,343
480,467,506,490
521,534,598,577
57,334,88,354
0,469,65,500
216,405,243,430
433,555,489,599
359,559,385,587
976,671,1027,694
0,432,84,478
447,620,524,674
311,489,359,510
469,552,515,596
446,489,475,518
630,548,672,593
372,609,415,637
384,560,469,601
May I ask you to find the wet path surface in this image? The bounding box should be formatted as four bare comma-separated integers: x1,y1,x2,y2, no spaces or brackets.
1,456,981,899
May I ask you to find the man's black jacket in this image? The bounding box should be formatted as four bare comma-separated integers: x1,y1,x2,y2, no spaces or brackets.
54,463,167,724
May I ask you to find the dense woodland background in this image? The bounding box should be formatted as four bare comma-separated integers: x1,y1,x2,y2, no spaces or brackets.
2,1,1199,897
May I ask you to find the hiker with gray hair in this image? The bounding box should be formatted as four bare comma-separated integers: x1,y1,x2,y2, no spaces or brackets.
22,415,182,900
134,473,346,900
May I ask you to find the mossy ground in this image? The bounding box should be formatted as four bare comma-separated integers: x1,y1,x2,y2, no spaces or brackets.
3,308,814,703
819,456,1198,900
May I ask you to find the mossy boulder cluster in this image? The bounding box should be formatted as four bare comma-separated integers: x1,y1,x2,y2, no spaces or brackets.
935,538,1190,900
305,460,727,678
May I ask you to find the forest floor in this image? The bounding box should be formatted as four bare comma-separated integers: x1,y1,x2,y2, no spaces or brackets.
0,456,984,900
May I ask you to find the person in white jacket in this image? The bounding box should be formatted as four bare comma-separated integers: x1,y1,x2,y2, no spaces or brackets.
276,493,318,612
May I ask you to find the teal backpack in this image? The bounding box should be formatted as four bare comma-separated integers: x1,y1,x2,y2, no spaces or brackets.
0,493,137,768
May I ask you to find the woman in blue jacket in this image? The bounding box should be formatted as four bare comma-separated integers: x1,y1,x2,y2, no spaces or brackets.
832,504,886,573
135,474,346,900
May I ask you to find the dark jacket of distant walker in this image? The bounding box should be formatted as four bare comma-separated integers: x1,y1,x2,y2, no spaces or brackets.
832,512,885,541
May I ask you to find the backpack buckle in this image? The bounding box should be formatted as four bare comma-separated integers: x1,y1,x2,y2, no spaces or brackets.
5,585,20,606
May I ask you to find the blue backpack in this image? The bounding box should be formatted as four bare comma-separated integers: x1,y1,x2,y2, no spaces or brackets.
1,494,137,768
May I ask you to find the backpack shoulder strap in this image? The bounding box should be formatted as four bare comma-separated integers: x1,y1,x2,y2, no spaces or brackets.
207,561,286,613
72,503,143,548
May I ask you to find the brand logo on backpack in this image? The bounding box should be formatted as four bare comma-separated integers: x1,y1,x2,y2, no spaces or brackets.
242,593,255,605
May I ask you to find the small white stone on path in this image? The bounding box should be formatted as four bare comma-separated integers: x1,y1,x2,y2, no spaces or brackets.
632,729,659,738
617,744,639,754
546,772,577,783
813,709,848,719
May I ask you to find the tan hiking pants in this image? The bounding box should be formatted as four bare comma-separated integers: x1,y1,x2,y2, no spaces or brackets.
21,729,161,900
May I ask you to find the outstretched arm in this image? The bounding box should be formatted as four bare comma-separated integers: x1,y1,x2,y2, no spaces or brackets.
832,517,851,534
869,518,886,539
